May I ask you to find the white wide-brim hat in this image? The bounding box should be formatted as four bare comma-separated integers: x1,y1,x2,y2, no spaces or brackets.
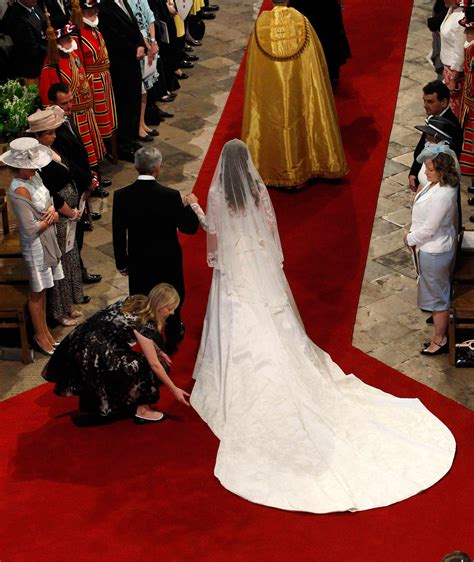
27,105,65,133
0,137,52,169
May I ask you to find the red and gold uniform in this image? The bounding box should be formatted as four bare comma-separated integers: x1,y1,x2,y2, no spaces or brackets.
460,40,474,175
39,48,105,167
79,24,117,140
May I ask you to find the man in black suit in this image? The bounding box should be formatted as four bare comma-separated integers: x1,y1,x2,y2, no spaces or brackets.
98,0,145,162
113,146,199,353
2,0,47,80
409,80,462,192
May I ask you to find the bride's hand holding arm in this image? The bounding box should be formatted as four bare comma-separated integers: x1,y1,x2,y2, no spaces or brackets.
134,330,190,406
186,193,208,230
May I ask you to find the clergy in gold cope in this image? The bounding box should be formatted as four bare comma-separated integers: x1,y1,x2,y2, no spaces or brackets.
241,0,348,188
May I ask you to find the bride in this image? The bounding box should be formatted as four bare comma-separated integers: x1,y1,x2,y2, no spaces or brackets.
186,139,455,514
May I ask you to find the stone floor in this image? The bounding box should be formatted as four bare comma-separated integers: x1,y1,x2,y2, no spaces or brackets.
353,0,474,410
1,0,473,412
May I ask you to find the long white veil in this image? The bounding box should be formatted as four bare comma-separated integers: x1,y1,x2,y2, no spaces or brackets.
205,139,293,310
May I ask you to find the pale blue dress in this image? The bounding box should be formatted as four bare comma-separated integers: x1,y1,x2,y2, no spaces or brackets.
9,174,64,292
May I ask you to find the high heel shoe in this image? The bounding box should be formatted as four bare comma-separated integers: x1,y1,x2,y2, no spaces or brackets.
57,317,78,327
420,340,448,356
33,336,54,356
134,412,167,425
69,309,83,319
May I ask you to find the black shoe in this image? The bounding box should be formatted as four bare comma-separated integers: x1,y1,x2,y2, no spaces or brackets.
178,321,185,343
469,198,474,206
118,150,135,162
90,187,109,197
199,10,216,19
90,212,101,221
81,295,91,304
205,3,219,10
185,54,199,62
159,94,176,103
426,315,434,324
83,220,93,231
470,215,474,223
137,134,154,142
184,45,194,52
468,187,474,194
158,109,174,118
82,271,102,284
101,178,112,188
132,142,143,151
176,72,189,80
186,38,202,46
179,60,194,69
134,412,168,424
420,341,448,356
147,129,160,137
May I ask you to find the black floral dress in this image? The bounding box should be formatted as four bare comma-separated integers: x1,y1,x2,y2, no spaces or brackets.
42,298,167,416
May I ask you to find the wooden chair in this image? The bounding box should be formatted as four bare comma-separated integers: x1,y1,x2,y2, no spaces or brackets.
0,284,31,364
0,187,21,258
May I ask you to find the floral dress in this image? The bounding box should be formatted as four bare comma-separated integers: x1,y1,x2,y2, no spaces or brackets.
42,298,168,416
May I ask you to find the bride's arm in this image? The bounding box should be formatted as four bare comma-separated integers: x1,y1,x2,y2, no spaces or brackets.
186,193,208,230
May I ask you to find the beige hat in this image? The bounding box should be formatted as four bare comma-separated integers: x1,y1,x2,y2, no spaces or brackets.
26,105,65,133
0,138,52,169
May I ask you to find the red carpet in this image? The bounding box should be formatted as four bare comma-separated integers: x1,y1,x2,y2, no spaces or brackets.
1,1,473,561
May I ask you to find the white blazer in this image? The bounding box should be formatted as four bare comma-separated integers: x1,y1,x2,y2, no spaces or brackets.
440,7,465,71
407,182,458,253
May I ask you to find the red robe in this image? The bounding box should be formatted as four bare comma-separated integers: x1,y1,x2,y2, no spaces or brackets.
460,41,474,176
39,48,105,167
79,25,117,140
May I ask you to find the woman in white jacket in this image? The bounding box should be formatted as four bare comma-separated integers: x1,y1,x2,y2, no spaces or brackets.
405,150,459,355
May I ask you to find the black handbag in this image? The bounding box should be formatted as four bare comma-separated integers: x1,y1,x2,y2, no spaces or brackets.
455,339,474,367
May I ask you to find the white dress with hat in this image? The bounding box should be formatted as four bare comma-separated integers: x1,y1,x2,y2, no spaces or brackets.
9,174,64,292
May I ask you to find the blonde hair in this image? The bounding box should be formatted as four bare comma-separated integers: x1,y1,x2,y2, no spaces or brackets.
122,283,180,331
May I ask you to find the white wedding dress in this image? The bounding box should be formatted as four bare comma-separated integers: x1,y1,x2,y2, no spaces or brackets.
190,140,456,514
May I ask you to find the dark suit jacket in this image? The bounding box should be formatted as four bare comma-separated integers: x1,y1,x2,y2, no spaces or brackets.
53,120,93,196
409,107,462,180
112,179,199,297
3,3,47,78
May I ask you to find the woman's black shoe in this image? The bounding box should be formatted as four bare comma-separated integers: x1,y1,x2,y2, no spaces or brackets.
147,129,160,137
426,315,433,324
137,134,154,142
90,212,101,221
101,178,112,188
420,341,448,356
134,413,168,425
81,295,91,304
176,72,189,80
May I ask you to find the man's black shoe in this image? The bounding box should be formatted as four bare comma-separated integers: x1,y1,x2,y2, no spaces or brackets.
180,60,194,69
90,212,101,221
91,187,109,197
205,4,219,10
199,10,216,19
468,187,474,194
184,44,194,52
82,271,102,284
178,321,185,343
186,38,202,46
158,109,174,118
185,54,199,62
81,295,91,304
118,150,135,162
176,72,189,80
101,178,112,188
83,220,93,231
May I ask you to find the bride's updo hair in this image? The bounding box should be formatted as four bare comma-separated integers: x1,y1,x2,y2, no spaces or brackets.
221,139,260,212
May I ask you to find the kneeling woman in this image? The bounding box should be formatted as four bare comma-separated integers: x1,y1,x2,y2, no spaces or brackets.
404,150,459,355
42,283,190,422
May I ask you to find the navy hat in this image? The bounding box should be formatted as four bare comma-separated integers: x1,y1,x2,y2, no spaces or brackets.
415,115,457,144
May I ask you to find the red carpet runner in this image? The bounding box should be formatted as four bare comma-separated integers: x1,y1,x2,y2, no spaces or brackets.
1,1,473,561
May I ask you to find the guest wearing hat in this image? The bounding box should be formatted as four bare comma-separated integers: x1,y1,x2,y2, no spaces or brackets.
0,138,64,356
408,80,462,193
28,106,86,327
404,150,459,356
38,20,106,169
76,0,118,150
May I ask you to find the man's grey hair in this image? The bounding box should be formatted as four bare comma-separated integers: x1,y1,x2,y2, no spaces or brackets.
134,146,163,174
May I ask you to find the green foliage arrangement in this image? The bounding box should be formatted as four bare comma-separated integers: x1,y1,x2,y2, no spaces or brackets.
0,80,40,144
